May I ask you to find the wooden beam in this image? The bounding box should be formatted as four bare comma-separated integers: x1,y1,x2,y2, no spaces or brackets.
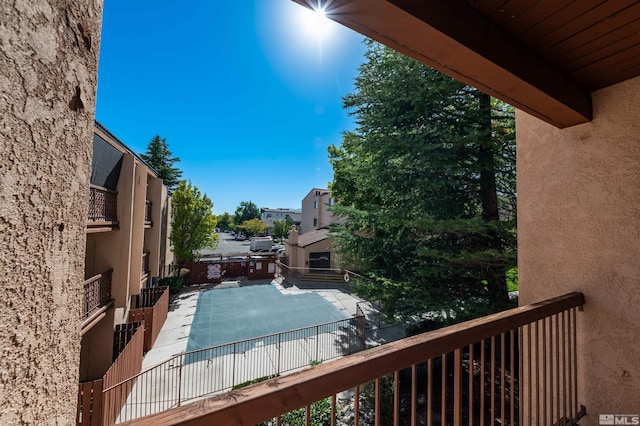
291,0,592,128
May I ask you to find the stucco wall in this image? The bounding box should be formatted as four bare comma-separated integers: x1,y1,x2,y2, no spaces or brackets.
0,0,103,424
518,76,640,424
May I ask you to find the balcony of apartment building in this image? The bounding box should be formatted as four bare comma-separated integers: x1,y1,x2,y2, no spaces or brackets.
87,184,119,232
144,200,152,228
141,251,150,281
82,269,114,331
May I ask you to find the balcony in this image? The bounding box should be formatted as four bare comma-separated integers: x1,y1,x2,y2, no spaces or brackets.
88,184,118,231
120,292,585,426
141,252,150,280
82,269,113,327
144,200,152,227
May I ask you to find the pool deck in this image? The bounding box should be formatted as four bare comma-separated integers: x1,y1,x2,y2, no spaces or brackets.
113,278,407,422
142,277,406,370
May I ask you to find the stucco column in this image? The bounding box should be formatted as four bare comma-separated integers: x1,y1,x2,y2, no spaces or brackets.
517,76,640,425
0,1,103,424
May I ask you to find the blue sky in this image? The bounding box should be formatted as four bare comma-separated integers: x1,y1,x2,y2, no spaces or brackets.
95,1,366,214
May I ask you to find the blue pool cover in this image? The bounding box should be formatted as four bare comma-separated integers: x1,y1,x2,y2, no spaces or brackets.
185,284,350,352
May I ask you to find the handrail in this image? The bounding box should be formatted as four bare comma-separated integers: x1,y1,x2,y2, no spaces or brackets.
90,183,118,193
121,292,585,426
83,269,114,286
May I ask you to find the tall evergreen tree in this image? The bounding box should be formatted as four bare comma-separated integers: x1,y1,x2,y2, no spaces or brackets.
329,40,516,322
141,135,182,194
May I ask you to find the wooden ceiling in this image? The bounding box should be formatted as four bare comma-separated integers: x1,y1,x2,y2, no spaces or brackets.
290,0,640,128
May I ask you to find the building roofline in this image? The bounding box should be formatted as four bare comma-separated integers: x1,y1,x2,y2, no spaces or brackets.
94,120,160,178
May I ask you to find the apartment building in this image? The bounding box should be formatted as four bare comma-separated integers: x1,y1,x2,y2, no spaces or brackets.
285,188,341,275
80,122,173,381
259,207,301,236
299,188,336,234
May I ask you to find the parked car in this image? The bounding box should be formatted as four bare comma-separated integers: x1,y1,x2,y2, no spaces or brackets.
234,234,246,241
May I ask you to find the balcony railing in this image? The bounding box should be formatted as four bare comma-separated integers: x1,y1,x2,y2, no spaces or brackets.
83,269,113,321
121,292,585,426
141,252,150,279
144,200,152,225
88,184,118,223
104,314,364,423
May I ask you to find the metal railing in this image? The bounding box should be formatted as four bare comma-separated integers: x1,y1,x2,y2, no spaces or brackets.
83,269,113,321
89,184,118,222
121,292,585,426
105,314,365,423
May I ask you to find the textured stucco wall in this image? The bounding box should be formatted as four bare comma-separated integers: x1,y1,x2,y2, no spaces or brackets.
518,76,640,424
0,0,103,424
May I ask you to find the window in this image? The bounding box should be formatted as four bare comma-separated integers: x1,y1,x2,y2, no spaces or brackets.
329,198,334,206
313,218,317,226
314,200,318,209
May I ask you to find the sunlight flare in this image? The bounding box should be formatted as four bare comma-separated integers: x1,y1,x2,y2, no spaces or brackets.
295,3,334,41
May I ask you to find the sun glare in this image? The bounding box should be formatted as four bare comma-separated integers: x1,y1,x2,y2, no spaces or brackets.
296,5,333,40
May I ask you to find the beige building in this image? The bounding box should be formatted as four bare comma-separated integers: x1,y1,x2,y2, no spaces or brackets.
80,122,173,381
2,1,640,425
299,188,336,234
286,189,343,276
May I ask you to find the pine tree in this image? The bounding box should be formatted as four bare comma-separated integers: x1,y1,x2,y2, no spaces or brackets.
329,40,517,322
141,135,182,194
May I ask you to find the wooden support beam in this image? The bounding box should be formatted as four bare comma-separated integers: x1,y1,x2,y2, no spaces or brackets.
291,0,592,128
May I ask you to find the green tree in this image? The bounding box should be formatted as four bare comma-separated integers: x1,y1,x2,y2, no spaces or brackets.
234,200,260,225
272,219,292,240
238,218,266,237
329,40,516,322
170,181,218,274
141,135,182,194
216,212,234,231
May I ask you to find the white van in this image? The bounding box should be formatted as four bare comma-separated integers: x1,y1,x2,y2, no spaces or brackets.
250,236,273,252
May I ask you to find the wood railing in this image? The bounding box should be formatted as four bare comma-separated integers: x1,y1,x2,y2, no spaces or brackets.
83,270,113,321
128,287,169,352
121,292,585,426
78,322,145,426
88,184,118,223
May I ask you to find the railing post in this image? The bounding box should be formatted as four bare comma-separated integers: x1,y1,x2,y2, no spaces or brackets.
177,353,183,407
277,334,281,376
232,343,236,389
454,348,462,426
315,325,319,362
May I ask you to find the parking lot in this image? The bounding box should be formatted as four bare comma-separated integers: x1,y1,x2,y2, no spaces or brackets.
198,232,251,256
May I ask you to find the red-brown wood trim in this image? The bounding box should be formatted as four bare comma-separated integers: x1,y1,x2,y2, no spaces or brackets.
291,0,592,128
